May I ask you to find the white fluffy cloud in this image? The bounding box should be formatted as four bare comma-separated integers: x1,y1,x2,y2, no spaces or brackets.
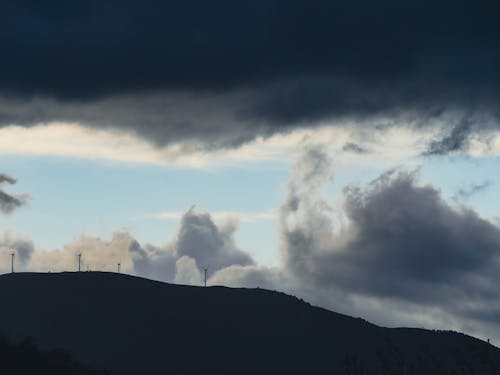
4,208,254,287
174,256,203,285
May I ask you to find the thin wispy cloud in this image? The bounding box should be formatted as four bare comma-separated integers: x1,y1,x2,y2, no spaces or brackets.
147,209,277,223
0,122,481,168
0,173,28,214
453,180,494,202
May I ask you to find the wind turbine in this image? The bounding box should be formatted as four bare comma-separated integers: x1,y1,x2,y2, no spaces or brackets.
10,252,14,273
77,253,82,272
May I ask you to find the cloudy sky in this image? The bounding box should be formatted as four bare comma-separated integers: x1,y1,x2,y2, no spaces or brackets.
2,0,500,343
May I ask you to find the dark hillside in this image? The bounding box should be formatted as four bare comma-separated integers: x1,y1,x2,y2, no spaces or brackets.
0,272,498,374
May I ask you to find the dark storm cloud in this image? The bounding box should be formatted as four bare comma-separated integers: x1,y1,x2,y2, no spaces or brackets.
1,0,500,147
0,173,28,214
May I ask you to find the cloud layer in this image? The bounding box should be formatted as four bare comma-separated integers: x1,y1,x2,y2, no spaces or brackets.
1,1,500,149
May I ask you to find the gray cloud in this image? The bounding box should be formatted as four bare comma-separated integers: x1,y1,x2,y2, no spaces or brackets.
272,147,500,338
0,191,24,214
0,232,35,272
453,180,494,202
128,207,254,283
0,86,497,153
278,145,337,279
424,116,474,155
0,93,262,149
1,1,500,150
0,173,28,214
0,174,16,184
175,207,254,273
174,256,203,285
330,170,500,302
342,142,369,154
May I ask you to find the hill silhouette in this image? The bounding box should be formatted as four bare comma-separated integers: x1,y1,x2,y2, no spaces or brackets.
0,272,498,374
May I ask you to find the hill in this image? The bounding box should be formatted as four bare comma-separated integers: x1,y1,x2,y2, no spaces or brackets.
0,272,498,374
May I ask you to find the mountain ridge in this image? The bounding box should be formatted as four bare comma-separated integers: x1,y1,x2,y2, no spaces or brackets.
0,271,497,374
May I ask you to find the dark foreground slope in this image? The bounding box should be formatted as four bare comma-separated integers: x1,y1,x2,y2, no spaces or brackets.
0,335,109,375
0,272,498,375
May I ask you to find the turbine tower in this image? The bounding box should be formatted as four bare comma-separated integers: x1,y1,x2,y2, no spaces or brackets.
10,252,14,273
204,268,207,287
117,262,121,274
77,253,82,272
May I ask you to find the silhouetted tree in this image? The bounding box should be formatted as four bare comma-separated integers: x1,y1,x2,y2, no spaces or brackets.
0,334,110,375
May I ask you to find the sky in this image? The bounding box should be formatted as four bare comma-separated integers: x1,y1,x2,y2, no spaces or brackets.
2,0,500,344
